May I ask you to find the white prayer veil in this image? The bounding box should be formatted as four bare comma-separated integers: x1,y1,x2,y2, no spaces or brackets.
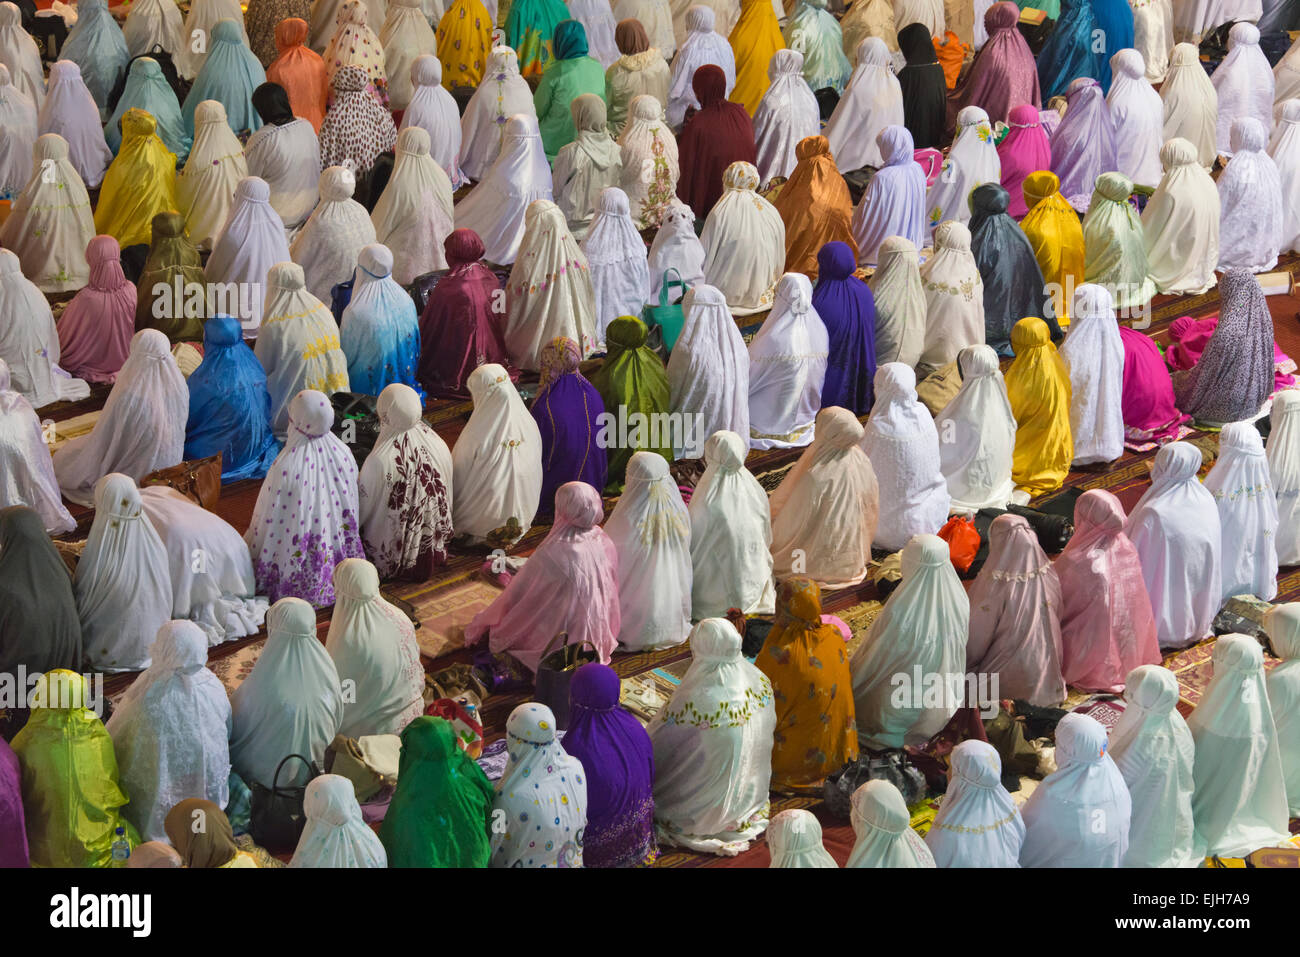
37,60,113,189
1263,604,1300,816
935,344,1017,512
746,272,829,450
568,0,621,67
176,0,250,78
0,359,75,532
289,773,388,866
1140,137,1220,296
924,739,1024,867
1271,99,1300,255
1131,0,1173,82
370,125,454,283
0,3,43,106
379,0,437,110
0,64,37,199
846,779,936,867
667,283,750,458
0,133,94,294
124,0,185,58
647,198,705,296
1060,283,1125,466
1268,390,1300,565
1217,117,1283,273
868,235,926,367
244,115,322,234
581,187,651,346
176,100,250,248
1203,420,1279,602
1160,43,1217,170
767,808,838,867
459,48,537,182
290,165,378,302
925,106,1000,228
1210,23,1274,158
1277,34,1300,108
1105,49,1164,188
700,161,786,315
618,95,680,228
666,5,736,128
454,113,553,265
206,175,293,333
399,55,466,188
753,49,821,185
917,220,985,374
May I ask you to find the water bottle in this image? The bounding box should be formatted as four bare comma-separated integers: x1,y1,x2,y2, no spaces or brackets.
111,826,130,866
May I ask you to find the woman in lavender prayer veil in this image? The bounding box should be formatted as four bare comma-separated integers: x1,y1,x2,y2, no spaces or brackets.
851,125,927,266
1217,117,1283,274
0,359,76,533
38,61,113,189
1050,77,1117,212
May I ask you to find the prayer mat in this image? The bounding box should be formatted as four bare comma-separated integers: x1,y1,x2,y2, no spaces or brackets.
405,577,503,661
1163,636,1282,715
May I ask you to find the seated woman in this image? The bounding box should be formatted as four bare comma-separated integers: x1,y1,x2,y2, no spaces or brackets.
606,19,671,134
163,799,257,867
1060,284,1125,467
0,507,82,679
174,100,247,250
105,58,190,159
1020,171,1083,324
1004,317,1073,498
552,94,625,242
535,21,608,161
676,64,755,216
851,126,926,266
289,167,376,303
935,345,1017,513
530,337,608,514
768,808,837,867
95,109,179,250
135,211,208,343
845,780,935,867
370,126,455,284
454,114,553,266
924,740,1024,867
0,362,75,533
289,774,388,867
245,81,322,234
206,175,292,332
339,244,422,397
56,236,135,386
182,18,266,138
399,55,466,187
968,183,1056,355
265,18,328,131
747,273,828,450
0,133,94,294
1264,606,1300,818
700,160,785,315
589,315,672,491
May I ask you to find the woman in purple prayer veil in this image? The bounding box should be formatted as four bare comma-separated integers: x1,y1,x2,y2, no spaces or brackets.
950,1,1041,126
530,336,608,516
812,240,876,415
562,662,657,868
1050,77,1118,212
850,125,927,266
0,736,27,866
417,228,513,399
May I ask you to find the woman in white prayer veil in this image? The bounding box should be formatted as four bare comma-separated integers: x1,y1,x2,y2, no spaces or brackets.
1106,50,1164,189
569,0,622,66
74,474,173,674
1187,634,1293,858
841,0,898,55
139,485,268,645
0,65,36,201
649,617,775,856
666,6,736,128
1264,605,1300,816
0,134,94,294
230,596,345,789
38,61,113,190
846,780,936,868
647,199,706,295
917,221,984,376
1210,23,1273,158
244,90,322,235
1203,421,1279,603
1019,712,1131,867
672,0,741,42
0,252,88,408
455,114,553,266
753,50,821,185
1108,664,1202,867
0,3,42,107
370,126,454,283
206,176,293,334
555,95,625,241
868,235,925,367
614,0,677,58
289,774,388,867
106,620,231,843
768,808,838,867
860,362,951,550
123,0,185,58
618,95,680,229
1141,137,1220,296
668,284,749,458
1217,117,1283,274
893,0,943,35
582,188,650,344
452,363,543,546
1269,391,1300,565
1123,441,1221,650
176,0,250,79
1278,35,1300,107
1272,100,1300,256
825,39,903,171
504,200,599,367
53,330,182,505
851,534,967,748
399,55,466,188
0,359,74,533
935,344,1017,512
924,740,1024,867
925,107,999,230
688,429,774,618
458,48,537,182
326,558,424,737
176,101,249,250
1160,44,1217,170
747,273,829,450
769,406,879,586
701,162,786,315
605,450,692,651
1060,284,1125,467
379,0,437,110
290,166,377,302
1130,0,1173,82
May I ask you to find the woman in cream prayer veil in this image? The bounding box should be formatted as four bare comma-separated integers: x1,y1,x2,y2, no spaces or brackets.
1130,0,1172,82
700,161,785,315
38,61,113,189
1108,664,1201,867
455,113,553,265
245,82,322,235
747,273,829,450
936,344,1017,512
1106,50,1163,188
618,94,680,230
768,809,838,867
452,363,543,547
326,558,424,737
0,254,88,409
846,780,935,868
0,3,43,107
0,360,75,532
175,101,249,249
825,38,903,173
459,47,537,180
370,126,454,283
689,429,774,618
840,0,897,54
290,166,377,301
0,134,93,293
917,220,984,376
649,618,775,856
925,741,1024,867
868,236,925,367
1160,44,1217,170
554,94,624,240
206,176,293,333
753,50,821,185
290,774,387,867
1273,100,1300,256
53,330,185,506
925,106,1000,229
106,621,232,843
1265,605,1300,816
322,0,389,102
400,56,466,188
668,284,749,457
1203,421,1279,603
124,0,185,58
231,596,345,789
1141,137,1219,296
1188,634,1293,858
1217,117,1283,274
1269,391,1300,566
176,0,250,79
851,534,967,749
769,406,879,588
1060,284,1125,467
605,450,692,651
581,188,649,342
380,0,437,110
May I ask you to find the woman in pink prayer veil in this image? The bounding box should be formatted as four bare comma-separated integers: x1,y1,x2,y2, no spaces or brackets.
1055,489,1161,693
1118,326,1190,447
996,103,1051,219
56,235,136,385
464,480,620,674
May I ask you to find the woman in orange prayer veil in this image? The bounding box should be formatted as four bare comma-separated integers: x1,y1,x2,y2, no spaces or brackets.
1005,316,1073,497
266,18,328,132
1020,169,1083,326
773,135,858,278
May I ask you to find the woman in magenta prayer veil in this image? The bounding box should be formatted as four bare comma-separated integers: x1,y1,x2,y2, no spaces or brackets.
0,736,27,866
1117,325,1189,447
997,103,1051,219
56,235,136,384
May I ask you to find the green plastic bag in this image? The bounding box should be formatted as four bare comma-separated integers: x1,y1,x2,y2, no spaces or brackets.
641,267,688,352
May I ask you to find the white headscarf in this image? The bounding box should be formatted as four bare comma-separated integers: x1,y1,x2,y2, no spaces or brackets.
37,60,113,189
1276,33,1300,108
614,0,677,58
917,220,984,374
106,620,232,843
667,283,749,457
0,64,36,199
230,596,345,788
767,808,838,867
569,0,622,66
925,740,1024,867
1203,420,1279,603
1217,117,1283,274
399,55,466,188
0,359,75,533
605,450,692,651
176,0,250,78
1130,0,1173,81
370,126,454,283
666,5,736,128
1140,137,1220,296
0,133,94,294
1019,712,1132,867
0,255,88,410
1268,390,1300,566
747,272,829,450
936,344,1016,512
868,234,926,367
1160,43,1218,170
1171,0,1260,45
458,48,537,181
851,534,968,749
53,329,185,506
1264,604,1300,816
290,166,377,302
647,198,706,296
1106,50,1164,188
455,113,553,265
123,0,185,58
206,176,293,333
289,773,388,866
648,618,775,855
1123,441,1222,649
700,161,786,315
176,100,249,249
378,0,436,110
1108,664,1201,867
825,38,904,171
0,3,43,107
244,116,323,234
1271,99,1300,256
671,0,740,43
1187,633,1292,857
926,106,999,229
618,95,680,228
846,779,936,867
581,187,651,346
74,473,174,673
753,49,821,185
1211,23,1273,157
451,364,543,545
1060,283,1125,466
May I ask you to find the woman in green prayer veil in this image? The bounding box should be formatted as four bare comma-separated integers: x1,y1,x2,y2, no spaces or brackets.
135,210,209,343
589,314,672,493
1081,171,1156,317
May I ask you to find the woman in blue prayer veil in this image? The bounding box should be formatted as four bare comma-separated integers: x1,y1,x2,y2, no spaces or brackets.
58,0,129,117
339,244,424,398
1090,0,1134,92
104,57,190,162
182,19,267,139
1036,0,1105,100
185,314,282,480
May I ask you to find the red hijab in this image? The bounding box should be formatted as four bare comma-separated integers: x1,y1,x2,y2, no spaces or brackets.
676,64,757,218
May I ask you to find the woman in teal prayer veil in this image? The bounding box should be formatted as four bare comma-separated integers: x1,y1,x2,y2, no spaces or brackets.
182,19,268,139
104,57,190,163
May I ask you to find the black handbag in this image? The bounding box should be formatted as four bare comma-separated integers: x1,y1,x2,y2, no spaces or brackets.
533,632,597,730
330,391,380,466
823,750,927,820
249,754,321,851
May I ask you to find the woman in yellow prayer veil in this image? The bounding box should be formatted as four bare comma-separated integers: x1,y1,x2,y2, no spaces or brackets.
11,669,140,867
436,0,493,89
1004,317,1073,498
729,0,786,115
1020,170,1083,327
93,108,179,249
